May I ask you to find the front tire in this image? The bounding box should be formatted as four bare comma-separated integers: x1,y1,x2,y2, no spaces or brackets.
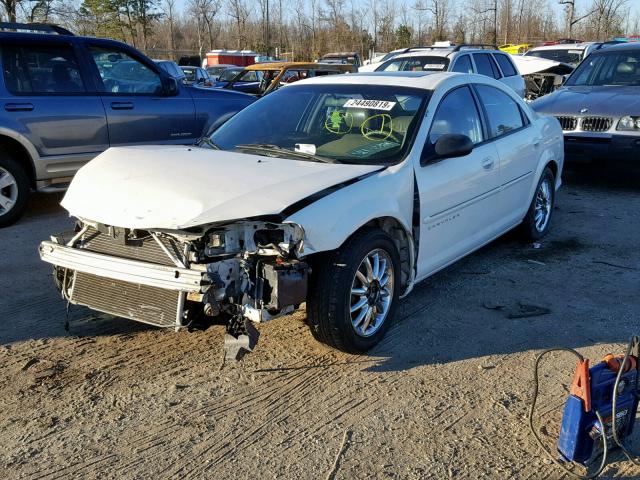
307,229,401,353
0,154,30,228
519,166,555,241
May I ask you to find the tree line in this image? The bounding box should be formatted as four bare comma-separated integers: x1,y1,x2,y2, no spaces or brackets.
2,0,638,61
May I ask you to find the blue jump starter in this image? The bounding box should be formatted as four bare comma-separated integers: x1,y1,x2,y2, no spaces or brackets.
558,356,639,464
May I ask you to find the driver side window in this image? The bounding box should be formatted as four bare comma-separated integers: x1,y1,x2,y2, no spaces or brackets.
428,86,484,145
89,47,162,95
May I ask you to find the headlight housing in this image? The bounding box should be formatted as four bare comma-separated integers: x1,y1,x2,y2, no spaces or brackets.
617,115,640,131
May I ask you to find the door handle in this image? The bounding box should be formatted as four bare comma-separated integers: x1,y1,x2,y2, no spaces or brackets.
4,103,34,112
533,137,541,147
481,157,495,170
110,101,134,110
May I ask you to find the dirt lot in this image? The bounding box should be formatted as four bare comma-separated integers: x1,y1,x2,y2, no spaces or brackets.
1,167,639,479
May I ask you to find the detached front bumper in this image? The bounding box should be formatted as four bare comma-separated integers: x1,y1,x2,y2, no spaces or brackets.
39,241,202,292
564,133,640,164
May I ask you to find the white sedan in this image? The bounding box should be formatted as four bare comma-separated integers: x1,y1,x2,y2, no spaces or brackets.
40,72,564,354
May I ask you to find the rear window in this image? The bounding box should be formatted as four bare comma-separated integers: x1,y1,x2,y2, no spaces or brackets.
377,56,449,72
493,54,518,76
474,53,501,79
2,44,86,94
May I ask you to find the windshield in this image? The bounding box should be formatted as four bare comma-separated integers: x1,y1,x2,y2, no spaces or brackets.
207,66,227,76
182,68,196,81
210,84,429,165
378,56,449,72
565,51,640,86
218,68,242,81
526,49,583,65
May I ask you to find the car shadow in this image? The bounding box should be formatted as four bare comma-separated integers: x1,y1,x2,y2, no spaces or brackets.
364,166,640,372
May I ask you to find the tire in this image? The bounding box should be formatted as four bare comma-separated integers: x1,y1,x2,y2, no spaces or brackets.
307,228,401,353
0,154,30,228
519,166,555,241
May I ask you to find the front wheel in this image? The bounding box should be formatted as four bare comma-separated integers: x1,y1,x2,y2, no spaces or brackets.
519,166,555,241
307,229,401,353
0,154,30,228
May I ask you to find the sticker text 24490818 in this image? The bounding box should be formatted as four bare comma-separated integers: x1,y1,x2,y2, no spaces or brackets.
343,99,397,111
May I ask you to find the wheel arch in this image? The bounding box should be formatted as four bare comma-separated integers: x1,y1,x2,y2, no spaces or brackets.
305,215,415,294
358,217,414,293
0,131,38,189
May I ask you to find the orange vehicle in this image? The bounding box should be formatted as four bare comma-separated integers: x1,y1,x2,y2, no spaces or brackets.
220,62,352,95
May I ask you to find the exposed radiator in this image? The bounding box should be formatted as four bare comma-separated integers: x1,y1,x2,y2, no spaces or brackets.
79,227,182,266
71,272,181,328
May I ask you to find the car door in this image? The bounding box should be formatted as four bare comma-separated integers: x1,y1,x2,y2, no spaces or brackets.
0,40,108,167
85,44,198,146
414,85,502,277
474,84,538,226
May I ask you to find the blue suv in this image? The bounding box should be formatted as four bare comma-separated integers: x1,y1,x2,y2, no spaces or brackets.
0,23,255,226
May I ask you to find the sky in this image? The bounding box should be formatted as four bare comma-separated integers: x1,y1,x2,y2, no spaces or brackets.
170,0,640,35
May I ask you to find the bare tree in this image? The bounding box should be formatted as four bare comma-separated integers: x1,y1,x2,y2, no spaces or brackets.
227,0,249,49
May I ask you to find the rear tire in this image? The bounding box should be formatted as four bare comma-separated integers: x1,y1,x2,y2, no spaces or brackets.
0,154,30,228
519,166,555,241
307,229,401,353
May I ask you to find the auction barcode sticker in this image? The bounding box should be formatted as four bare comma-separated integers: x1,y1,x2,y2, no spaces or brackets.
343,99,397,111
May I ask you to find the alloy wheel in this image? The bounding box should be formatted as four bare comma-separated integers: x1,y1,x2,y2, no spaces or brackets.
350,248,394,337
0,167,18,216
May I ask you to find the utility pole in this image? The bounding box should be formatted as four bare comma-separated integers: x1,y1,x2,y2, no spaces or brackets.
266,0,270,56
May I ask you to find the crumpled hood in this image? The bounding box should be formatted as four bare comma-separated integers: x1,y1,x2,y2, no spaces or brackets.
511,55,573,75
531,86,640,116
61,146,381,229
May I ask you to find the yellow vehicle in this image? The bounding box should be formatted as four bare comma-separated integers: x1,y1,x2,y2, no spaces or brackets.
499,44,532,55
221,62,352,96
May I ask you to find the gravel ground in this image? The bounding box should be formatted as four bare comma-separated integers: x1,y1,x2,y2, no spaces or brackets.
0,167,639,479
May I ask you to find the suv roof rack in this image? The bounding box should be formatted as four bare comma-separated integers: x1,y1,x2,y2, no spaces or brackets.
452,44,498,52
0,22,74,36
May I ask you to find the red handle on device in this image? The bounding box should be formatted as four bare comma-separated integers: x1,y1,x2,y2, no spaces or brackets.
570,359,591,413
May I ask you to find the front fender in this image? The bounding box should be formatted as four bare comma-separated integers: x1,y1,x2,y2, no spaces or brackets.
285,165,414,254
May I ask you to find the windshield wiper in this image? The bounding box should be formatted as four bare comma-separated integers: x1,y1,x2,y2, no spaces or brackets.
234,143,336,163
197,137,220,150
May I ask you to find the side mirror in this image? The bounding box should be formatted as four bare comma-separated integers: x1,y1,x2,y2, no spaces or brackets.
422,134,474,165
161,76,179,96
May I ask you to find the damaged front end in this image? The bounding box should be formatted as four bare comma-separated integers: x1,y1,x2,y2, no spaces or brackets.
39,218,308,359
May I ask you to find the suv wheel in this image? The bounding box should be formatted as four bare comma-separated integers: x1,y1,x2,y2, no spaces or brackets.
0,154,30,227
307,229,401,353
519,166,555,241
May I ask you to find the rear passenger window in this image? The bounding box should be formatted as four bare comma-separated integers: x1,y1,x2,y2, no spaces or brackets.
475,85,525,137
494,54,517,77
474,53,501,79
451,55,473,73
2,44,86,94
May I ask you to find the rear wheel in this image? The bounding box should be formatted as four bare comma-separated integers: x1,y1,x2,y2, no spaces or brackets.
307,229,401,353
0,154,29,228
519,166,555,241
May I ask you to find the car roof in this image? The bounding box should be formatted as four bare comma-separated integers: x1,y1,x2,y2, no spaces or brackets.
591,41,640,53
243,61,352,72
390,48,506,61
528,42,594,51
286,71,457,90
